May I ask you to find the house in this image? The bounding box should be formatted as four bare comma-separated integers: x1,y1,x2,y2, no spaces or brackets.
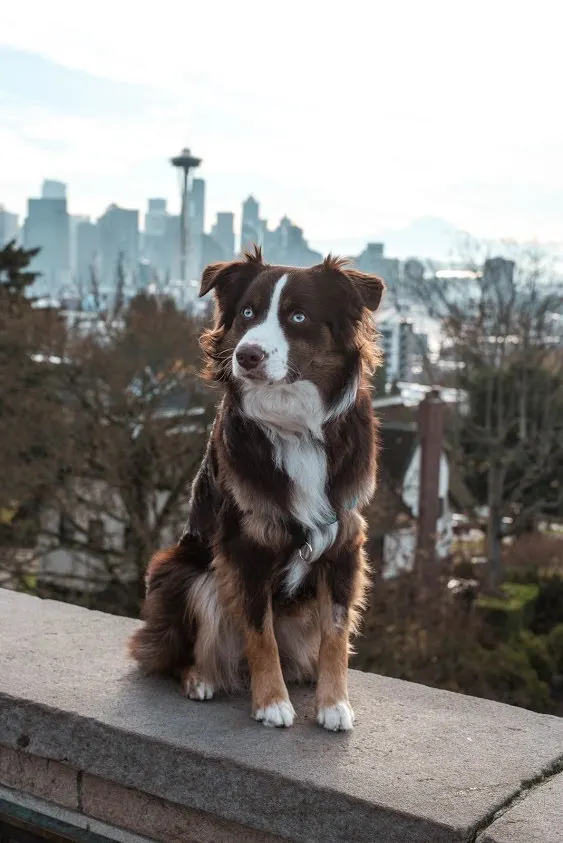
367,394,472,578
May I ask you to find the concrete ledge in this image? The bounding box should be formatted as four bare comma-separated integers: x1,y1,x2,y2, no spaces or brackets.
477,774,563,843
1,589,562,843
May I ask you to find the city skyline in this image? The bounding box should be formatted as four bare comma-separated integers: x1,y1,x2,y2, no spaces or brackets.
2,174,409,305
1,0,561,253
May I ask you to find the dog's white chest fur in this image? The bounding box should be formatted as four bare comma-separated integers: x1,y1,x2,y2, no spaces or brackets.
241,380,338,595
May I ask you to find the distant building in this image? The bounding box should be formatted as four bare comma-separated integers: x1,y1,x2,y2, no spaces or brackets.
75,220,99,288
161,214,181,280
24,188,70,295
0,205,19,246
260,216,321,267
366,403,453,578
240,196,260,253
379,317,416,384
355,242,400,292
41,179,67,200
97,204,139,286
143,199,169,280
188,178,205,279
201,233,225,267
145,198,167,237
69,214,89,278
211,212,235,260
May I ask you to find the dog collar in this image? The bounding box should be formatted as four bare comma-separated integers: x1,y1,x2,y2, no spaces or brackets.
298,496,359,561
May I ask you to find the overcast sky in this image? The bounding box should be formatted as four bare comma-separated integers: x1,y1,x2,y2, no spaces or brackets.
1,0,561,252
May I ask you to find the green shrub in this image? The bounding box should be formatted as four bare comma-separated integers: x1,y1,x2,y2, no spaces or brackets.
454,642,554,713
477,583,539,638
518,631,555,684
506,565,540,585
531,573,563,635
547,624,563,674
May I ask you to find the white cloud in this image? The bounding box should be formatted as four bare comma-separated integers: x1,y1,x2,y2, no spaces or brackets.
1,0,562,245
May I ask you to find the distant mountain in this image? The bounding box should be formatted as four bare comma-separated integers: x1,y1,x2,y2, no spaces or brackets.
312,217,468,262
375,217,467,260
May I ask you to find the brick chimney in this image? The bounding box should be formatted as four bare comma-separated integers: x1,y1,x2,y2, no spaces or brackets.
416,389,445,580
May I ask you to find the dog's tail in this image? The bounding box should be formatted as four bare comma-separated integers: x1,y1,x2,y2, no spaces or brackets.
128,542,202,676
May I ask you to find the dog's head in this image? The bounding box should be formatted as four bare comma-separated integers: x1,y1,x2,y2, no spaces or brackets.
199,246,384,407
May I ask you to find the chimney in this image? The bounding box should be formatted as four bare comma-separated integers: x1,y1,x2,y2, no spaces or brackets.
416,389,445,581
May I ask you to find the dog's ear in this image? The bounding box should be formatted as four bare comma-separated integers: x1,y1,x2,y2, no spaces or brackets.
343,268,385,312
321,255,385,313
199,244,265,298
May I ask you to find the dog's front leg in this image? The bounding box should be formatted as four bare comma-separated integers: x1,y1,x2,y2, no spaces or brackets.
316,542,366,731
244,595,295,728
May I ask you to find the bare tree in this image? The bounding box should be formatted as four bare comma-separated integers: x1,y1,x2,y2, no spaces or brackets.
405,249,563,589
34,292,215,612
1,268,215,612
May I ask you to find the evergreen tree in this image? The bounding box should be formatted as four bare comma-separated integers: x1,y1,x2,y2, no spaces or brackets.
0,241,67,524
0,240,39,300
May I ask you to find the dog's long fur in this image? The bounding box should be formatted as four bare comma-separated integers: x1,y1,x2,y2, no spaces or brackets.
129,248,384,730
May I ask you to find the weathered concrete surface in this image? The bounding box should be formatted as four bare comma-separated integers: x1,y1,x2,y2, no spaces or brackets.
0,784,156,843
82,772,287,843
1,589,563,843
477,773,563,843
0,745,77,809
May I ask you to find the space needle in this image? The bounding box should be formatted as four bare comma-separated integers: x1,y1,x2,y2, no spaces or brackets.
170,146,202,286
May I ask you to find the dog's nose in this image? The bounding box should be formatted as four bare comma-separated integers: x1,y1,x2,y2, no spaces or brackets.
236,344,266,371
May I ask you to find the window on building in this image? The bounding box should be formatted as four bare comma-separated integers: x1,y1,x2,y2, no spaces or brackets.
123,526,134,553
87,518,104,550
59,513,74,544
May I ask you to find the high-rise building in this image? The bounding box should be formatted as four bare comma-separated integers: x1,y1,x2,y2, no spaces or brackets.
378,318,416,384
23,187,70,295
97,204,139,286
211,212,235,261
240,196,260,253
69,214,89,278
355,243,400,292
143,199,169,280
161,214,181,280
261,216,321,267
42,180,67,200
0,205,19,247
188,178,205,279
75,219,99,288
145,198,167,237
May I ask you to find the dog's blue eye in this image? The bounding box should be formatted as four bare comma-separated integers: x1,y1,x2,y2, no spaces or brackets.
241,306,254,319
291,311,306,324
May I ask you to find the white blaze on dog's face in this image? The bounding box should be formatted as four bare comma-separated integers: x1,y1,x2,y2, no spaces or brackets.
199,250,385,408
233,273,291,383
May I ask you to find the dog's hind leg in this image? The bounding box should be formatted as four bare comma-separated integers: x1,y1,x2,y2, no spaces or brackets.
182,567,244,699
128,540,206,678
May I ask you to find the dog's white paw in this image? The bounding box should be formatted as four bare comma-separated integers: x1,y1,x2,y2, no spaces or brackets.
183,675,214,701
317,701,355,731
253,700,295,728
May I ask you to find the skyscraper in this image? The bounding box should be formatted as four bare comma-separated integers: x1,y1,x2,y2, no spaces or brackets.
23,185,70,295
75,219,99,288
188,178,205,279
211,212,235,260
240,196,260,253
143,199,169,280
355,243,400,291
42,180,67,200
162,214,181,280
97,204,139,286
260,216,321,267
0,205,19,247
145,198,167,237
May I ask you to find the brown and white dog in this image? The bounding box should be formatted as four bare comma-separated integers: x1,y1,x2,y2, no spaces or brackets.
129,247,384,731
